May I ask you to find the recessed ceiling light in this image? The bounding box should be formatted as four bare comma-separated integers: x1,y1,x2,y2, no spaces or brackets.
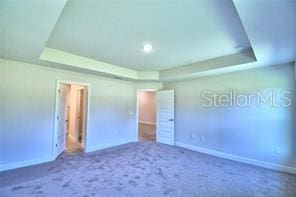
142,43,153,53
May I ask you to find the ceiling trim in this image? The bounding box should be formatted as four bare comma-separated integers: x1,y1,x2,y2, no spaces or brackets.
160,49,256,81
40,47,161,80
40,47,139,79
137,71,160,81
40,47,257,82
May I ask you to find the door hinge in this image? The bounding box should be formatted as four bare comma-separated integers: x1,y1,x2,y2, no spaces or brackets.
56,144,58,147
58,89,61,93
57,116,59,120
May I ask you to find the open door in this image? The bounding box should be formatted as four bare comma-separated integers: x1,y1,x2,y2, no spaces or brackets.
156,90,175,145
53,81,90,157
55,83,69,157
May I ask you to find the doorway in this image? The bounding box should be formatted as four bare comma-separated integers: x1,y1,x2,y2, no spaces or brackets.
137,90,157,141
53,81,89,158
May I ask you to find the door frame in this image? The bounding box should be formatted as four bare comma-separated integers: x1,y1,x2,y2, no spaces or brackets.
52,80,91,159
136,89,157,142
75,88,84,145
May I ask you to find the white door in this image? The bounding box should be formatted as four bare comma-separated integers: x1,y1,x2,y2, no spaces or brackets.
55,84,69,157
156,90,175,145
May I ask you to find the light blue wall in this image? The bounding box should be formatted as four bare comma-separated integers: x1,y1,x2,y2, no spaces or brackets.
1,59,295,171
164,63,296,168
0,59,135,169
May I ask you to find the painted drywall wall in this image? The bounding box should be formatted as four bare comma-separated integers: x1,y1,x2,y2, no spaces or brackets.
133,82,163,90
164,62,296,169
138,91,156,124
0,59,135,171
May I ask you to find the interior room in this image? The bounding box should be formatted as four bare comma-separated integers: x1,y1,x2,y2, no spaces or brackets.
0,0,296,196
138,90,157,142
61,82,88,154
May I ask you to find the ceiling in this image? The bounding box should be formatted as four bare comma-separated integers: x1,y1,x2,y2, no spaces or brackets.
233,0,296,67
0,0,295,81
47,0,250,70
0,0,67,64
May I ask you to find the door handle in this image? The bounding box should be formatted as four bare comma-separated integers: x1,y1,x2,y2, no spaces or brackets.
169,119,174,121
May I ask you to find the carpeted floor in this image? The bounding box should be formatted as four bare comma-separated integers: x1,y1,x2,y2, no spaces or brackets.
0,142,295,197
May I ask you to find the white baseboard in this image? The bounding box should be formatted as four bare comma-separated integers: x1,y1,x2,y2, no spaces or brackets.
139,120,156,125
0,139,133,172
175,142,296,174
85,138,133,153
0,156,54,172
